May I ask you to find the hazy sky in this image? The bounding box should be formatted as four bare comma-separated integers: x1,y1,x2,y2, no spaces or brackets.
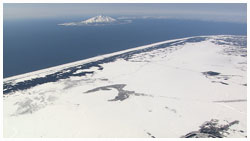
3,3,247,23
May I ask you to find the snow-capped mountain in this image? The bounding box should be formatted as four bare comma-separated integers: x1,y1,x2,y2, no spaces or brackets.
80,15,117,24
58,15,130,26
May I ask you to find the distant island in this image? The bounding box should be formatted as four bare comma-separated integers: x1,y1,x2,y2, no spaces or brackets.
58,15,131,26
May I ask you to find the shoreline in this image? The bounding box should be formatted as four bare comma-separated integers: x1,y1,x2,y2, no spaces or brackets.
4,34,242,81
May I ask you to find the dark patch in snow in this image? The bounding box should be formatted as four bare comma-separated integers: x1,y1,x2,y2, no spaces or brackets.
146,132,156,138
211,81,229,85
203,71,220,76
165,106,177,113
99,78,109,81
181,131,219,138
213,99,246,103
13,98,42,115
84,84,151,101
12,94,57,116
181,119,241,138
202,71,244,86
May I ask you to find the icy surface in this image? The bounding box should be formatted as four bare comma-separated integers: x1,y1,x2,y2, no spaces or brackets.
3,35,247,138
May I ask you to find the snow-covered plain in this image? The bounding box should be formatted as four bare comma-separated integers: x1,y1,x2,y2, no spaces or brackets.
3,35,247,138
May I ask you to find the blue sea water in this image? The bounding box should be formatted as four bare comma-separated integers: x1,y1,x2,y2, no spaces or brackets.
3,18,247,78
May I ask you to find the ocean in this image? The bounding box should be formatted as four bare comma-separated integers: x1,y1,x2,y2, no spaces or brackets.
3,18,247,78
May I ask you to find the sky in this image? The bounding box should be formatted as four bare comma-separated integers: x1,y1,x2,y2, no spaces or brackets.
3,3,247,23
